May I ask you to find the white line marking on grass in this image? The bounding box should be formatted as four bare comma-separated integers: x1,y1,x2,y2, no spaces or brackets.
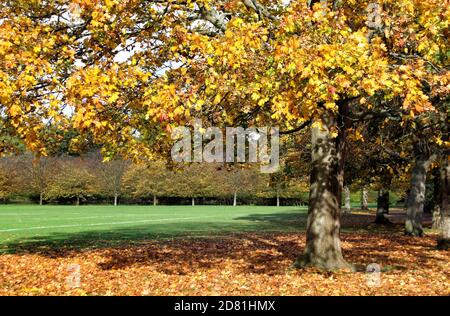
0,215,217,232
34,214,180,221
0,213,50,216
68,213,181,219
0,213,82,216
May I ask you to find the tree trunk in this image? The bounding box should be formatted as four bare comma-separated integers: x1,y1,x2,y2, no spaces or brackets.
405,154,436,236
114,193,118,206
192,197,195,206
361,187,368,210
375,189,390,224
343,186,351,214
294,114,351,271
432,205,442,230
233,191,237,207
336,101,349,210
437,161,450,250
432,167,442,229
153,194,157,206
39,192,44,206
276,191,280,207
76,196,80,206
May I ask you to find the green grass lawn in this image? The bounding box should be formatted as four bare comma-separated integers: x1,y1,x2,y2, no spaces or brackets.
0,205,308,253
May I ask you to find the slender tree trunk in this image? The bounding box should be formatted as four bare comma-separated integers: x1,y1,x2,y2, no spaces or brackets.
192,197,195,206
343,186,351,214
405,154,436,236
276,191,280,207
432,205,442,230
336,102,349,210
153,194,157,206
233,191,237,207
76,196,80,206
294,113,351,271
114,193,118,206
361,187,368,210
336,151,345,211
432,167,442,229
437,161,450,250
39,192,44,206
375,189,390,224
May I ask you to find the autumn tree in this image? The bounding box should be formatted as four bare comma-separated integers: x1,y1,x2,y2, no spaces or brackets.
218,164,267,206
89,153,129,206
1,0,448,269
13,153,58,205
123,161,170,205
0,156,21,202
45,156,96,205
172,163,221,206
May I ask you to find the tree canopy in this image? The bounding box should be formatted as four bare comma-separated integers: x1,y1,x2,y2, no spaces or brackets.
0,0,449,269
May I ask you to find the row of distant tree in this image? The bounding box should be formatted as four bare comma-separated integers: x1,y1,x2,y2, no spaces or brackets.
0,152,318,206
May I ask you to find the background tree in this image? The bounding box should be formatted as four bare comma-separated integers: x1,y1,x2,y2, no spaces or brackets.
91,154,129,206
123,161,170,205
0,156,21,203
45,156,96,205
16,154,57,205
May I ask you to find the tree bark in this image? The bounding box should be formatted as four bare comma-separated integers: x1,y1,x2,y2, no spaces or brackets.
405,154,436,236
432,205,442,230
153,194,157,206
336,100,349,210
114,193,118,206
76,196,80,206
192,197,195,206
432,167,442,229
233,191,237,207
294,113,352,271
343,186,351,214
437,161,450,250
39,192,44,206
361,187,369,210
276,191,280,207
375,189,391,224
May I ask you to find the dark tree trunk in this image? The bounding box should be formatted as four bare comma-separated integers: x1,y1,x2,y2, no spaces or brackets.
375,189,390,224
405,154,436,236
437,161,450,250
294,113,351,271
39,192,44,206
76,196,80,206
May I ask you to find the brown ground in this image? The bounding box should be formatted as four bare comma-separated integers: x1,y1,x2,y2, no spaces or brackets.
0,210,449,296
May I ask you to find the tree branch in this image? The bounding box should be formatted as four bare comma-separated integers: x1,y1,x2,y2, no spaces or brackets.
280,121,311,135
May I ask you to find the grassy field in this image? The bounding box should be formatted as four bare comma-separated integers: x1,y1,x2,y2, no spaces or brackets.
0,205,308,252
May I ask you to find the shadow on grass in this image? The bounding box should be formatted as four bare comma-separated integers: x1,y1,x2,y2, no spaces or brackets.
0,211,307,255
0,210,445,276
1,210,392,255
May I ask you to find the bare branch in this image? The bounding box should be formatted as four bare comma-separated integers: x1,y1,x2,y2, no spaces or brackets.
280,121,311,135
242,0,277,20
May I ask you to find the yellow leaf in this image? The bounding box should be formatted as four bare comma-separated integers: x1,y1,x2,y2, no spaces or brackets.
9,104,21,116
